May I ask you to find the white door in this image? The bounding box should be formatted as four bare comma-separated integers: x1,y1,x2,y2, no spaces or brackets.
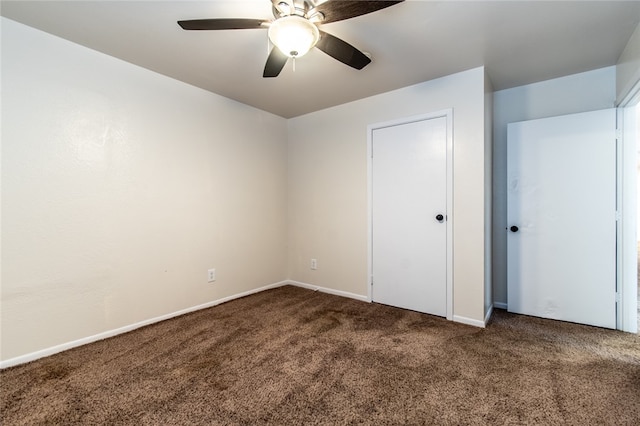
372,116,447,316
507,109,617,329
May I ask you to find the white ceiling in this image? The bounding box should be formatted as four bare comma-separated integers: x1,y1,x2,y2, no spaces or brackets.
2,0,640,118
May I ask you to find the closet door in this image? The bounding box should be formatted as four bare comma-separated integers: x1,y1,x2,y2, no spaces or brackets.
372,116,447,316
507,109,617,328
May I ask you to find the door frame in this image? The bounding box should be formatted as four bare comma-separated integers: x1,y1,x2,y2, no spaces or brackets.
617,79,640,334
367,109,453,321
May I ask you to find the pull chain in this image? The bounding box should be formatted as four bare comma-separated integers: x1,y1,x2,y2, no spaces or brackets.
293,56,296,72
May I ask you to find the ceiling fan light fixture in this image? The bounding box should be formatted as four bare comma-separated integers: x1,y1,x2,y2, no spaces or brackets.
268,15,319,58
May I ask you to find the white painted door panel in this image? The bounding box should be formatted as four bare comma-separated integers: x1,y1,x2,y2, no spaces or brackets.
507,109,616,329
372,117,447,316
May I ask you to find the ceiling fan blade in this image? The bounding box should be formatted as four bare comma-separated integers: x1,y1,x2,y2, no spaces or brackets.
263,47,289,78
178,18,268,30
316,31,371,70
310,0,404,24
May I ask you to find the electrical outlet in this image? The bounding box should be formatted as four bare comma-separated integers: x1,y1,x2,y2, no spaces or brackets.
310,259,317,270
207,268,216,282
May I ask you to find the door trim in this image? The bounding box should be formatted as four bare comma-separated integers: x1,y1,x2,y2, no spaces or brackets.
367,109,453,321
617,96,639,333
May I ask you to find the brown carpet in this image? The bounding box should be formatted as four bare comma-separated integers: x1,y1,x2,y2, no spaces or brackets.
1,285,639,425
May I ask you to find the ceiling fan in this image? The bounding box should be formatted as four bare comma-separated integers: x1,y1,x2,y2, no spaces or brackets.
178,0,404,78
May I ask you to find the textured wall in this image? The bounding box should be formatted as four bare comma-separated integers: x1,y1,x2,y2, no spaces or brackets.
491,67,616,306
287,67,489,325
1,18,288,361
617,23,640,104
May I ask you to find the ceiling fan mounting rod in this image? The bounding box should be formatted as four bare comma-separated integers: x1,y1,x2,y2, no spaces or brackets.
273,0,319,19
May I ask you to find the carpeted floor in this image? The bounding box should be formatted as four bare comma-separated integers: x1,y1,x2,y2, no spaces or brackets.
1,285,639,425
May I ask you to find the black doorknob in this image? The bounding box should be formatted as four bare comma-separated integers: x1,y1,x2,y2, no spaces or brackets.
435,214,444,222
510,226,519,232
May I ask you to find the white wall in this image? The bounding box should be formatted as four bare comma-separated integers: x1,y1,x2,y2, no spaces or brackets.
492,67,617,306
484,71,494,317
1,18,288,362
617,23,640,104
287,67,489,325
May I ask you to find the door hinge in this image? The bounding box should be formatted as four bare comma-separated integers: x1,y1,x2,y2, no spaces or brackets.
616,129,622,141
616,211,621,221
615,292,621,303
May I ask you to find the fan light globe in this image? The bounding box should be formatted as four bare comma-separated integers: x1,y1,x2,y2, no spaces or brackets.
268,15,319,58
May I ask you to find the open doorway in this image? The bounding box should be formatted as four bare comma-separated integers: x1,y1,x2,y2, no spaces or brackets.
620,98,639,333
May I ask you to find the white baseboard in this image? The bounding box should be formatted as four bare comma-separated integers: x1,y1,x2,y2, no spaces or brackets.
453,315,486,328
0,281,496,368
0,280,289,369
290,280,488,327
286,280,370,303
484,305,494,325
494,302,508,310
